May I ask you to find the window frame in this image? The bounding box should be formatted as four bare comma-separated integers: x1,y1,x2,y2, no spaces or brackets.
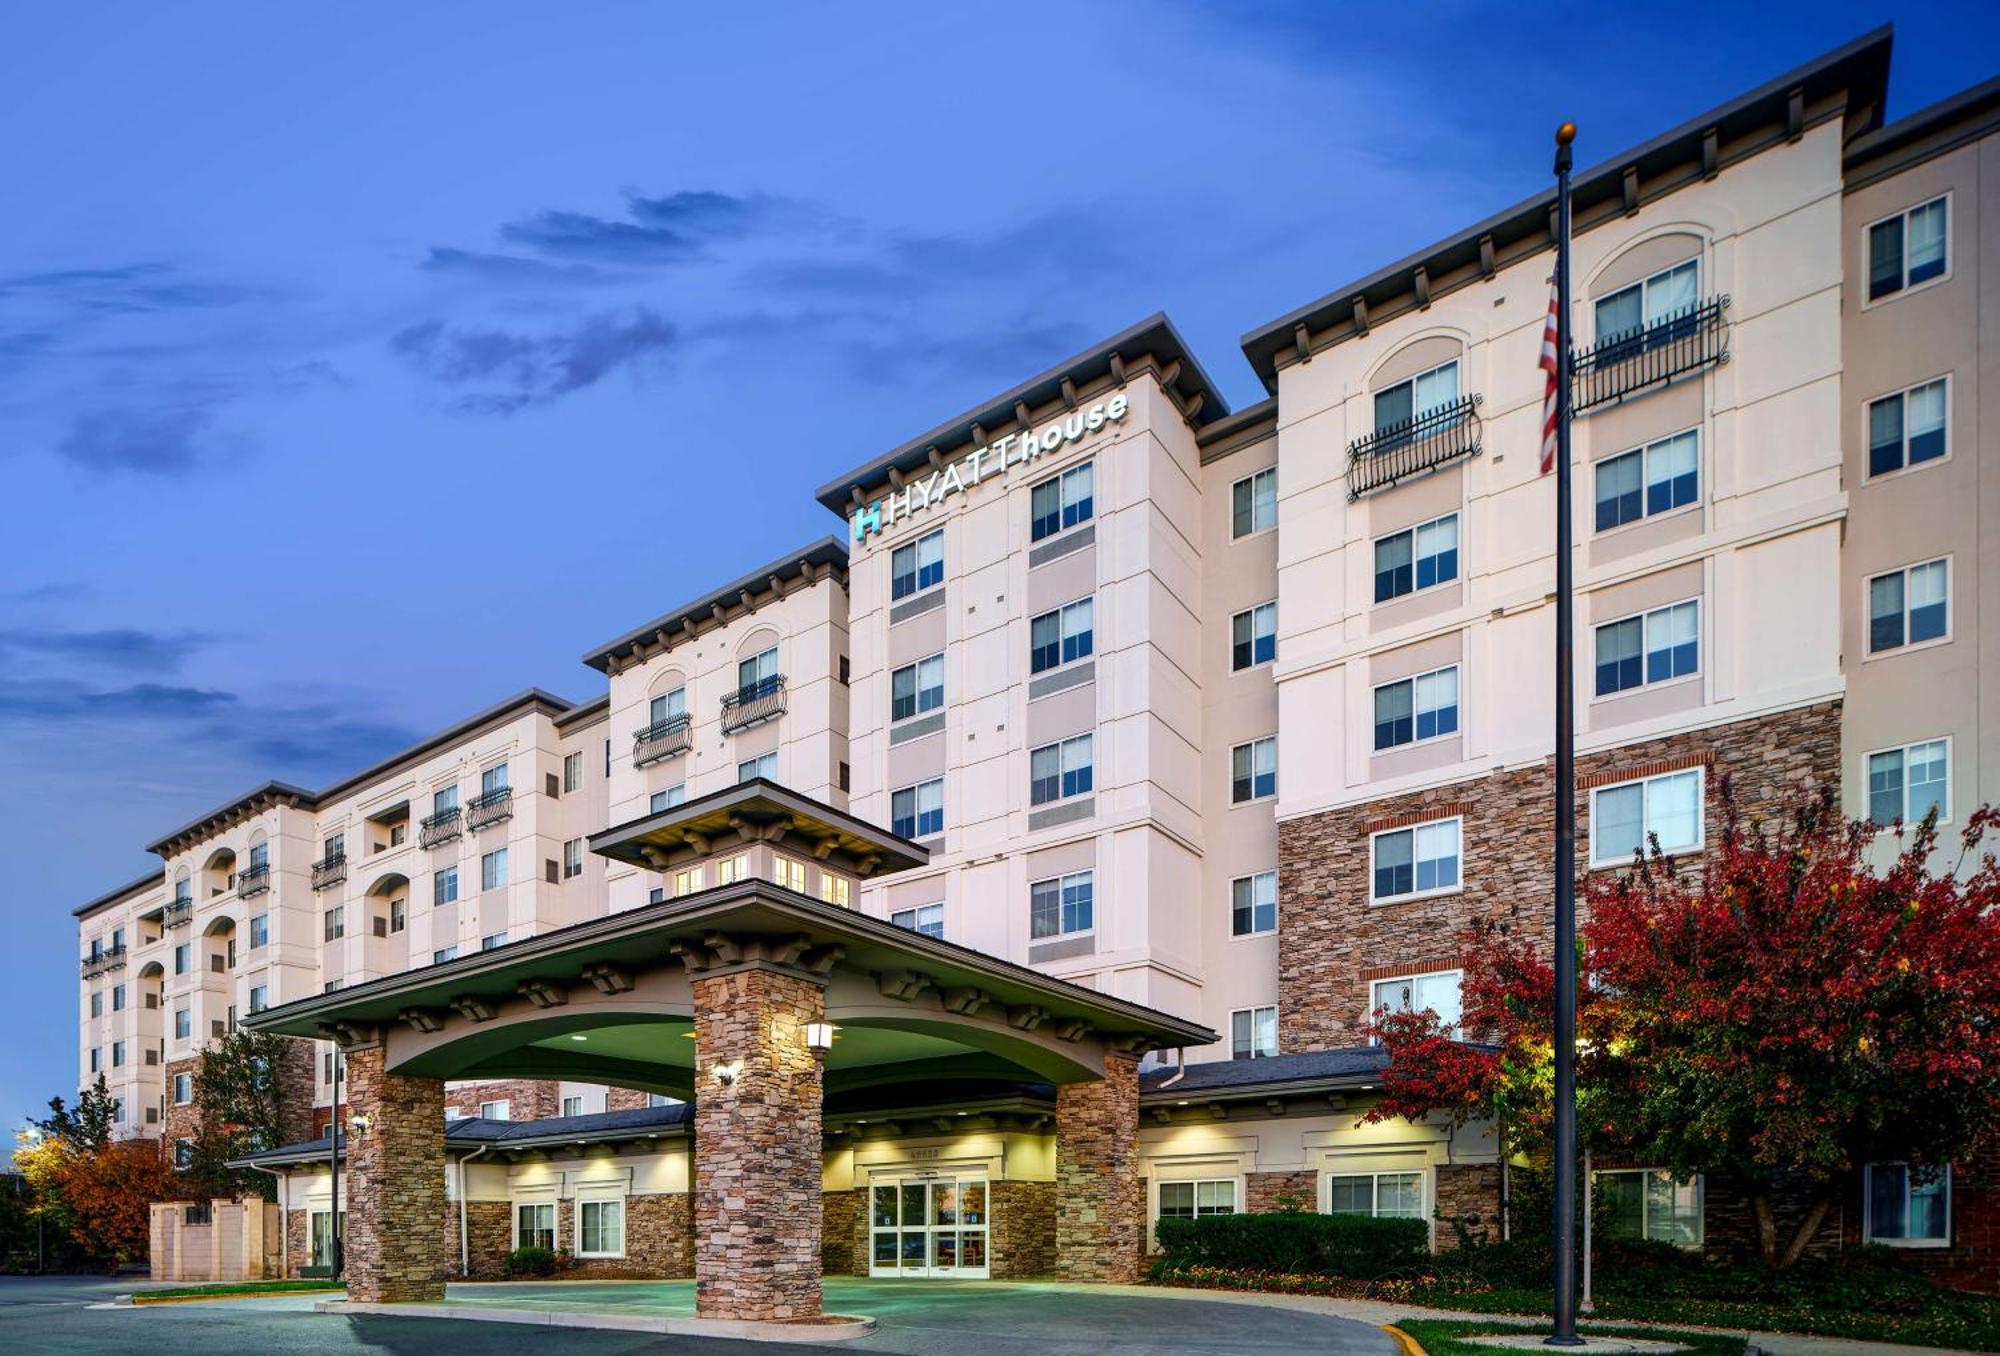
1230,466,1277,540
1372,513,1460,604
1863,1162,1952,1247
890,777,944,840
1229,870,1278,938
574,1197,627,1259
1865,736,1952,831
1029,460,1095,543
890,527,945,601
1593,598,1701,698
1589,766,1706,867
737,751,779,784
1862,193,1952,308
1152,1177,1240,1244
1372,358,1461,437
1029,597,1095,675
1369,816,1464,905
1593,1167,1705,1248
890,902,945,938
1029,869,1094,941
513,1200,556,1253
1229,1005,1278,1060
1230,601,1278,672
1593,428,1701,533
1593,259,1700,345
1029,733,1094,806
1321,1169,1427,1220
563,750,584,793
890,653,946,723
1371,663,1460,752
1229,736,1277,804
1369,968,1464,1033
1865,557,1953,657
1863,375,1951,482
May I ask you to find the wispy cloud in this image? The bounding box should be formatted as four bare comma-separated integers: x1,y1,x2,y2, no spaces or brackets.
419,247,627,289
391,307,676,413
0,627,212,672
0,678,237,721
55,401,241,475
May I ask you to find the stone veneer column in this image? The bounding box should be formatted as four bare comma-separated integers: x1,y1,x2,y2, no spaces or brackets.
342,1042,448,1303
1055,1052,1142,1283
692,967,825,1321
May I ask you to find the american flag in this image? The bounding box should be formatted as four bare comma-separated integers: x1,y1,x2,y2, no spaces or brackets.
1538,279,1561,475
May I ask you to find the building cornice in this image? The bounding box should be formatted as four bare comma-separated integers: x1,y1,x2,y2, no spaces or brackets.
71,870,167,920
1844,71,2000,190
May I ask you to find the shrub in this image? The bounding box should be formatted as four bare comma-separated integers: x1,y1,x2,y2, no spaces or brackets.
503,1245,559,1278
1153,1211,1428,1278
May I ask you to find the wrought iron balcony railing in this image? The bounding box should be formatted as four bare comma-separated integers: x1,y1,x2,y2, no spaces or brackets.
467,787,514,832
1347,394,1483,500
1572,295,1730,413
633,713,694,767
81,945,127,979
420,806,464,849
237,863,270,897
163,899,193,930
311,852,348,892
720,674,787,734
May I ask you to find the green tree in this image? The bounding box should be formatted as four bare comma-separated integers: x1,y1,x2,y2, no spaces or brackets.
185,1030,293,1201
36,1075,118,1152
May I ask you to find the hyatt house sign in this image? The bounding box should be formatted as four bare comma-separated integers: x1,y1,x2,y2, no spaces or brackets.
851,393,1129,541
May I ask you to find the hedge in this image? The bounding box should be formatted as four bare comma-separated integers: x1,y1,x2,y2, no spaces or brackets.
1152,1211,1429,1278
503,1245,560,1278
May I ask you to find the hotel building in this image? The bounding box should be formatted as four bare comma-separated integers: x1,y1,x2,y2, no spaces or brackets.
73,29,2000,1309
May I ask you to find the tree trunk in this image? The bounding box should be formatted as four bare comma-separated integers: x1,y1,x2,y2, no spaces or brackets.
1749,1188,1835,1269
1749,1191,1780,1267
1780,1194,1835,1268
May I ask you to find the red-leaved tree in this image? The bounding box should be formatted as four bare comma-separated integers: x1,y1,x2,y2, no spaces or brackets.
50,1138,184,1267
1369,785,2000,1269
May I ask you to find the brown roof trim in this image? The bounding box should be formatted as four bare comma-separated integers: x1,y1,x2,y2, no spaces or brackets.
71,870,166,920
813,313,1230,516
553,692,611,730
1195,396,1278,466
1238,26,1894,389
588,776,930,877
1844,72,2000,188
581,537,848,675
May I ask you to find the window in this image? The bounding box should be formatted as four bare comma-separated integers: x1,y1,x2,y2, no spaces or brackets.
1030,734,1093,805
648,887,665,905
649,686,686,728
1595,599,1699,696
577,1199,625,1257
249,913,268,949
1229,737,1276,803
651,785,686,813
1230,1006,1277,1060
516,1202,555,1251
1326,1171,1423,1218
174,1005,191,1040
1158,1180,1236,1219
1595,260,1698,341
1030,598,1094,674
433,945,458,964
561,1096,585,1118
1230,871,1277,937
1374,359,1459,434
111,984,125,1012
1867,378,1949,480
1592,768,1703,864
1030,870,1093,939
563,750,584,792
1596,430,1698,531
390,822,408,846
481,932,507,951
111,1040,125,1068
434,866,459,904
769,856,804,892
111,925,124,951
173,1072,193,1104
737,646,779,701
323,907,344,942
433,784,459,816
819,872,851,908
891,654,945,722
738,752,778,783
91,991,102,1018
1868,196,1948,302
672,866,705,897
563,838,584,880
891,778,944,839
1231,467,1276,538
248,985,267,1014
383,897,405,933
1866,1163,1950,1244
1231,602,1277,671
1372,818,1462,902
479,1099,510,1120
1030,461,1094,541
1869,559,1950,653
323,832,345,861
174,942,190,975
174,1139,193,1170
646,1093,676,1108
480,763,509,796
481,848,509,891
890,527,945,600
1373,665,1459,751
89,1048,99,1074
891,903,944,938
1374,514,1458,602
1596,1168,1703,1246
247,842,268,873
1372,971,1463,1031
1868,740,1949,828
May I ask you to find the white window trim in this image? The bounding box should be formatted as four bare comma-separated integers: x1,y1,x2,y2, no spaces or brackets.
1861,374,1953,483
1228,869,1278,939
1147,1174,1244,1249
1863,735,1953,833
1594,259,1701,341
1588,765,1707,868
1368,815,1465,906
1230,600,1279,672
1862,1162,1952,1248
1860,191,1953,312
573,1195,628,1259
1229,735,1278,805
1863,555,1954,661
1591,597,1703,702
1228,1005,1279,1060
1029,870,1094,942
1592,1167,1706,1248
1373,358,1461,434
1371,512,1461,604
890,777,945,839
1367,967,1464,1036
1029,734,1094,808
1591,427,1703,535
1029,596,1096,678
1319,1166,1431,1222
890,526,947,602
890,652,947,725
1230,466,1278,541
1029,459,1096,544
510,1198,557,1252
1370,663,1462,753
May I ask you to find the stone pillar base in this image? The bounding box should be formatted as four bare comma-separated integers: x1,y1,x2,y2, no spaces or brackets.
1056,1053,1142,1283
343,1043,448,1304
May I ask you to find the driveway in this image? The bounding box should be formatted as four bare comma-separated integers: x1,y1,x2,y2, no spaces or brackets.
0,1274,1396,1355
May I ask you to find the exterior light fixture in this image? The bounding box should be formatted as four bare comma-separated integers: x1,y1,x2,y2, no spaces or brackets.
804,1021,838,1052
712,1060,742,1088
348,1112,373,1138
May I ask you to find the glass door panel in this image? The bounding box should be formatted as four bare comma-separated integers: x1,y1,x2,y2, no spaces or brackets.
868,1174,991,1278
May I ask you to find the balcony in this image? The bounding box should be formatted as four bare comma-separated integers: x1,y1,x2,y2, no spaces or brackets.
163,899,192,930
1572,295,1730,413
633,713,693,767
1347,394,1483,500
720,674,787,734
420,806,464,849
81,945,127,979
237,863,270,898
467,787,514,832
311,852,348,892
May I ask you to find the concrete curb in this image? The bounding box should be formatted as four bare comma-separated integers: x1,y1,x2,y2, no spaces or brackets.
315,1299,877,1343
130,1288,345,1306
1384,1324,1430,1356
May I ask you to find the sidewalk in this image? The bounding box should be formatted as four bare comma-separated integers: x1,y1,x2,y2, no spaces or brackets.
1117,1284,1987,1356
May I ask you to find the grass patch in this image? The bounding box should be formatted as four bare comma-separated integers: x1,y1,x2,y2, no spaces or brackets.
1394,1319,1744,1356
133,1279,347,1303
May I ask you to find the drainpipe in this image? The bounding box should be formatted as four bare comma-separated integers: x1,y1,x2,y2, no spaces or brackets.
247,1164,288,1279
458,1145,492,1279
1157,1048,1187,1090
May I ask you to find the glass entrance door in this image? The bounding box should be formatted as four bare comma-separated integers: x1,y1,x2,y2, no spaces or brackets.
869,1174,989,1277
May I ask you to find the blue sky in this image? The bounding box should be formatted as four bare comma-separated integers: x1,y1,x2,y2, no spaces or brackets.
4,2,1994,1132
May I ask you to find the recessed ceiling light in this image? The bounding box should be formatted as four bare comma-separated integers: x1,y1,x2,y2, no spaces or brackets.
570,1035,588,1042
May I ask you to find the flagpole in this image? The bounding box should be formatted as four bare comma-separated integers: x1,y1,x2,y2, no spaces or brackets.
1547,119,1582,1348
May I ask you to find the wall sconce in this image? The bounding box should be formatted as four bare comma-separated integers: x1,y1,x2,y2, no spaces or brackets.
348,1112,372,1138
711,1060,742,1088
804,1021,838,1053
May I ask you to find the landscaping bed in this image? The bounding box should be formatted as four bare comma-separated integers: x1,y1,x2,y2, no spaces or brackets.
1392,1319,1745,1356
132,1279,347,1303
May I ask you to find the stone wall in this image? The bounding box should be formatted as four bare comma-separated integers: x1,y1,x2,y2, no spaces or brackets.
1434,1164,1503,1250
1278,701,1843,1051
443,1079,561,1122
1056,1053,1142,1283
605,1087,654,1113
342,1043,447,1303
450,1199,511,1279
822,1188,861,1277
691,966,825,1321
1245,1170,1318,1215
990,1179,1055,1278
285,1207,307,1278
273,1037,318,1145
547,1190,694,1279
162,1055,203,1152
